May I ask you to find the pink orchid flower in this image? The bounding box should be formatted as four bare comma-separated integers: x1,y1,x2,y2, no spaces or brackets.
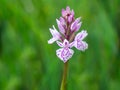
74,30,88,51
48,6,88,63
48,25,62,44
56,39,74,63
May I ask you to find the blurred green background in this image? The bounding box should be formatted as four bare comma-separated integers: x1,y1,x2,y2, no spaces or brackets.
0,0,120,90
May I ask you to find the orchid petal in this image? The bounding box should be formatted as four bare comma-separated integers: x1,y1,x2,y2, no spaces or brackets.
63,39,69,47
75,30,88,41
68,15,73,23
62,9,67,17
69,41,75,48
66,6,70,13
56,41,63,47
71,17,81,31
60,17,65,24
56,48,74,63
75,17,81,23
71,9,74,16
74,40,88,51
48,25,61,44
56,19,65,34
49,25,61,38
59,17,66,28
48,38,57,44
75,22,82,32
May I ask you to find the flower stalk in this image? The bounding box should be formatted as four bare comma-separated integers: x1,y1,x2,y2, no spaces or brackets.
60,61,68,90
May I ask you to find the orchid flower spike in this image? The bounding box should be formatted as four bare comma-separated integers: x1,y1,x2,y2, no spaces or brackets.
48,6,88,63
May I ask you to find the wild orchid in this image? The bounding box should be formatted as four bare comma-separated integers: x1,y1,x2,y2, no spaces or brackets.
48,6,88,90
48,6,88,63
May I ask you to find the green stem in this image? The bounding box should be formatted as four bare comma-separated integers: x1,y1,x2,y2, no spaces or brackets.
60,61,68,90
